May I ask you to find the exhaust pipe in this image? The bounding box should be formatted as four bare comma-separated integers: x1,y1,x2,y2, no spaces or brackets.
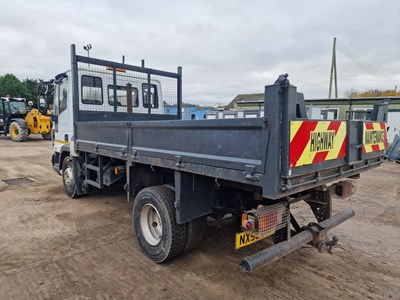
240,207,355,273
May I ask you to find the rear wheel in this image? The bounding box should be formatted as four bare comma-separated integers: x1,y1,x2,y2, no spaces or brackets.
183,216,207,253
162,184,206,253
42,132,51,140
133,186,186,263
9,121,28,142
62,156,79,198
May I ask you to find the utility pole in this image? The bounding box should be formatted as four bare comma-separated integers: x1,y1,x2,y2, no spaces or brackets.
329,37,338,98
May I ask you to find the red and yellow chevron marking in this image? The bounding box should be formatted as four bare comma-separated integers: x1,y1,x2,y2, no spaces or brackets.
362,122,387,153
290,121,347,168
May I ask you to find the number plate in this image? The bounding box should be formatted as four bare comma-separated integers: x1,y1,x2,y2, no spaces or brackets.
235,231,274,249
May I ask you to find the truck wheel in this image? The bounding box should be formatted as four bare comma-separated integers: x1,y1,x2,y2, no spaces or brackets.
42,132,51,140
62,156,79,198
133,186,186,263
9,121,29,142
183,216,206,253
162,184,206,253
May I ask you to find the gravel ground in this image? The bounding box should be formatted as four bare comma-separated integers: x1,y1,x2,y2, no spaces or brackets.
0,135,399,299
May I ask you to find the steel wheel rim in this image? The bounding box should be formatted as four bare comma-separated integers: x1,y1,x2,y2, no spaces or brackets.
63,165,74,189
140,203,162,246
11,126,19,138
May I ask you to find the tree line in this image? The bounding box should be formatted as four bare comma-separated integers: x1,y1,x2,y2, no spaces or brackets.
0,73,43,101
345,88,400,98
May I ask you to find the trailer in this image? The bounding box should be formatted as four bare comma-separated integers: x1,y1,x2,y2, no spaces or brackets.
49,45,388,272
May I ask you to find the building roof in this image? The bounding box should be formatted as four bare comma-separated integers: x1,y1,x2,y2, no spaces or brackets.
225,93,264,109
226,93,400,109
305,96,400,105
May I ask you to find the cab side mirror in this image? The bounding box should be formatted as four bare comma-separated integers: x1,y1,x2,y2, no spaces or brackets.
37,83,49,95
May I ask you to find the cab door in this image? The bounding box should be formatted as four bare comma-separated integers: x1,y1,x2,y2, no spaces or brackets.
0,100,5,129
53,75,72,144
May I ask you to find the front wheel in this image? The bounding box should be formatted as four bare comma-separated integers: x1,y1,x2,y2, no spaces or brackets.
62,156,79,198
42,132,51,140
133,186,186,263
9,120,29,142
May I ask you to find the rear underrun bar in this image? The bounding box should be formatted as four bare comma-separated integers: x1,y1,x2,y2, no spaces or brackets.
240,207,355,272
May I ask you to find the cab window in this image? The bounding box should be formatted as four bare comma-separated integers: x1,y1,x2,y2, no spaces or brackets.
81,75,103,105
57,77,68,115
142,83,158,108
60,86,68,114
108,85,139,107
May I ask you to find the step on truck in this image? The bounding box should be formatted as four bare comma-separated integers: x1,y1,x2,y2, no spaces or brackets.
49,45,388,272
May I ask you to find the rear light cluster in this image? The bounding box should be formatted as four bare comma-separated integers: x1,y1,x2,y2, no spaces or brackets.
241,203,289,238
335,181,357,198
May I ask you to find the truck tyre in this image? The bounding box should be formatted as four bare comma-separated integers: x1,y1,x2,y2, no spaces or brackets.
62,156,79,198
9,120,29,142
162,184,206,253
183,216,207,253
42,132,51,140
133,186,186,263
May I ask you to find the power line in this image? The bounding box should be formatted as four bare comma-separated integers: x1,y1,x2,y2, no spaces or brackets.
293,78,328,91
336,44,387,82
335,39,393,88
339,78,398,82
335,40,387,79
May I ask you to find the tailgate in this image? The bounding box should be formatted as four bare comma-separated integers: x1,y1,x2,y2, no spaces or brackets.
289,120,347,168
289,120,387,170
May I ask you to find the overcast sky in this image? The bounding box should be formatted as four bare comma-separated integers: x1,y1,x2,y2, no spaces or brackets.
1,0,399,105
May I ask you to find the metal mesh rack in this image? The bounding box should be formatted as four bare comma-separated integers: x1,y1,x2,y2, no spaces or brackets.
72,51,181,120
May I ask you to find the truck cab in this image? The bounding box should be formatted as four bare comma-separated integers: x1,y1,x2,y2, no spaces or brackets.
51,67,165,173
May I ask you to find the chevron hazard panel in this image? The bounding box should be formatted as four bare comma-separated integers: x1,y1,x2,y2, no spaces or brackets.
290,121,347,168
362,122,387,153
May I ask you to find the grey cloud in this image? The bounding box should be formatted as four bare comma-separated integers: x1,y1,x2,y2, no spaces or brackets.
0,0,399,104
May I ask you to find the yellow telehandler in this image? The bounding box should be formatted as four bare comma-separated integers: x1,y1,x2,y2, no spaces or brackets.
0,95,52,142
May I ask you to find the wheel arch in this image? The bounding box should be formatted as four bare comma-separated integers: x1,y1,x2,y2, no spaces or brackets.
59,145,70,169
53,145,70,174
10,118,28,129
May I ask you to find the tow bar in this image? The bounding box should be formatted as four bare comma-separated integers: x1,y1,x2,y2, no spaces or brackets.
240,207,355,273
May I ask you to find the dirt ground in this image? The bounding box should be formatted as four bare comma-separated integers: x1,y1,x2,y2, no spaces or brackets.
0,135,399,300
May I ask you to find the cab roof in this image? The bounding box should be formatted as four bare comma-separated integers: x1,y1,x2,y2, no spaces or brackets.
0,97,27,102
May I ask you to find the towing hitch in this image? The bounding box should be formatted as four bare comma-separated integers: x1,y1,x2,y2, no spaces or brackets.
303,222,339,253
240,207,355,273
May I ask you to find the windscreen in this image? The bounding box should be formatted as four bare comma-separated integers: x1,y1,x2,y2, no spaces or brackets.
9,101,27,114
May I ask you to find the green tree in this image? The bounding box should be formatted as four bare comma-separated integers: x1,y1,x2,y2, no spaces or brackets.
0,74,27,98
21,78,40,101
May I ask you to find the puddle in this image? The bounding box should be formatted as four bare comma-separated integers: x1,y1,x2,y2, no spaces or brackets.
2,177,33,186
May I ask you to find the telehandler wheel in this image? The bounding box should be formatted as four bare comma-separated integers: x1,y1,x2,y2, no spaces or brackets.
41,132,51,140
62,156,79,198
133,186,186,263
9,120,29,142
